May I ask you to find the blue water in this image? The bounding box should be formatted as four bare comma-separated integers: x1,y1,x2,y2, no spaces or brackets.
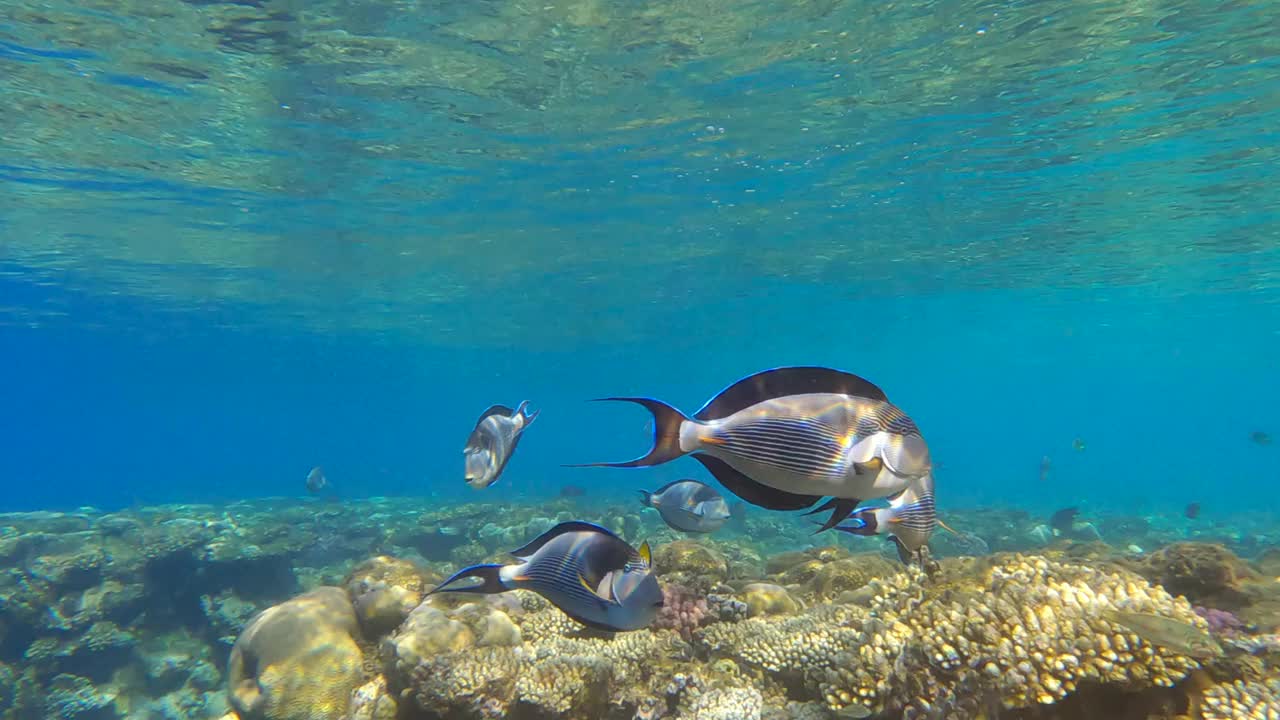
1,0,1278,522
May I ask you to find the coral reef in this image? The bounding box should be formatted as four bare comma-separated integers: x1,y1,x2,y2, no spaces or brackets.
1,497,1278,720
227,586,364,720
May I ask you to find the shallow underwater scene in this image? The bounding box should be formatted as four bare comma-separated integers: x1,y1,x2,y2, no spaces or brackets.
1,0,1279,718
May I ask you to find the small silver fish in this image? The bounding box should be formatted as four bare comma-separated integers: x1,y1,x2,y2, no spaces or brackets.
305,466,327,495
464,401,539,489
569,366,932,531
639,479,732,534
1104,609,1224,659
830,472,945,565
428,520,663,632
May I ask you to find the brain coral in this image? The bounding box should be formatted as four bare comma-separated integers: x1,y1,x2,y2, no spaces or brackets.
227,586,364,720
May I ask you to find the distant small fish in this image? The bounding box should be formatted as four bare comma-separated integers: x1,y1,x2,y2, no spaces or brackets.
464,401,539,489
1072,438,1086,452
1049,507,1079,536
639,479,732,534
1104,609,1223,659
1250,431,1272,446
305,466,328,495
568,366,934,533
1039,455,1051,482
559,485,587,498
1185,502,1201,520
428,520,663,632
830,473,948,565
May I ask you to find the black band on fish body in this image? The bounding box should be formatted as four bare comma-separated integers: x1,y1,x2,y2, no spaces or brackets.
693,366,890,421
429,563,507,595
693,454,820,511
563,397,689,468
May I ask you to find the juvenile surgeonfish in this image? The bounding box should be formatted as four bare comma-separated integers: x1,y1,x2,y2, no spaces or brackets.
568,366,933,532
464,401,539,489
427,520,663,632
639,479,732,534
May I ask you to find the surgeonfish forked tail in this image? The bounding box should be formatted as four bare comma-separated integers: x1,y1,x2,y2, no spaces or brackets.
463,400,539,490
426,520,664,633
567,366,934,534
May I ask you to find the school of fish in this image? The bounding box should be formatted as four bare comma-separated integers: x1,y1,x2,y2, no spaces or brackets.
310,366,953,632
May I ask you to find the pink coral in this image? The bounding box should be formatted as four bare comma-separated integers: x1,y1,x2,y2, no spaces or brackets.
1195,605,1246,636
654,584,708,641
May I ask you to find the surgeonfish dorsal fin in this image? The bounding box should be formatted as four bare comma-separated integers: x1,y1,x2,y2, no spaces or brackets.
508,520,621,559
475,404,517,428
693,366,889,421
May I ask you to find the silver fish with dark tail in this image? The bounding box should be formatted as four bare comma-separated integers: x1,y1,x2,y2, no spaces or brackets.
829,471,947,565
464,401,539,489
427,520,663,632
568,366,933,532
639,479,732,534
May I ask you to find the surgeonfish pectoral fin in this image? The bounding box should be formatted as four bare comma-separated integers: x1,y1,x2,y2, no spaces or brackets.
937,518,959,535
562,397,690,468
638,540,652,568
429,563,507,595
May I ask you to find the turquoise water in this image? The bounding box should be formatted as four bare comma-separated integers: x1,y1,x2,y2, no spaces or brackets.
2,3,1278,513
4,4,1280,720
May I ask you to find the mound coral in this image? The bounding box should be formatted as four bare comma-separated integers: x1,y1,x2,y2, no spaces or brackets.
227,586,365,720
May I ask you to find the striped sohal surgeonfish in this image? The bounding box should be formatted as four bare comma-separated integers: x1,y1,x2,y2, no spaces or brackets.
427,520,663,632
569,366,934,533
464,400,539,489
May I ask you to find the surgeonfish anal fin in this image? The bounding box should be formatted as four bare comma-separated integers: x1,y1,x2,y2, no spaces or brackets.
693,454,820,511
508,520,621,559
694,366,889,421
803,497,862,533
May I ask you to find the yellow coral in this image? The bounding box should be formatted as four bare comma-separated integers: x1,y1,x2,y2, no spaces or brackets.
227,586,365,720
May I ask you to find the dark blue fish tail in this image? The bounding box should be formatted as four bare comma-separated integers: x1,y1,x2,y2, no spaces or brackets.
564,397,689,468
429,563,507,595
637,489,654,507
